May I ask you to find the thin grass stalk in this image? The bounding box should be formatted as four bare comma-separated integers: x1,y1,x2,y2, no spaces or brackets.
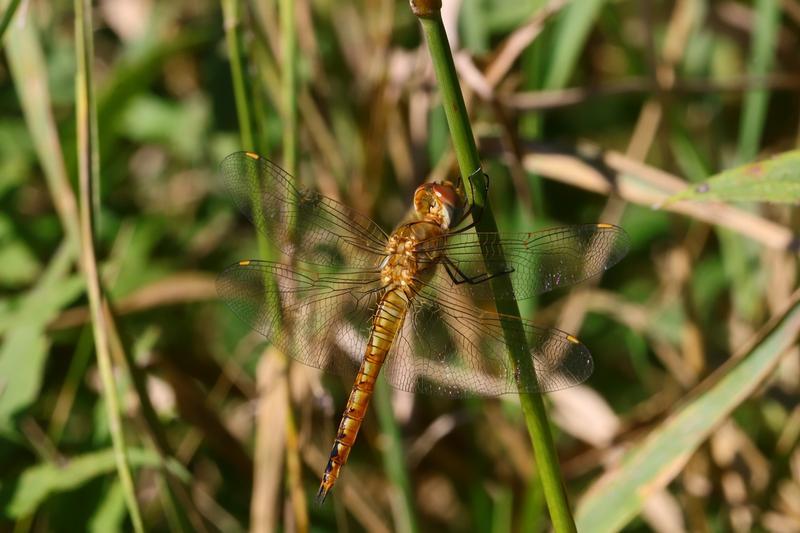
74,0,144,530
222,0,254,150
280,0,297,174
735,0,779,164
226,1,306,524
411,2,576,530
277,0,308,527
48,326,93,444
6,17,81,252
104,301,206,532
373,379,419,533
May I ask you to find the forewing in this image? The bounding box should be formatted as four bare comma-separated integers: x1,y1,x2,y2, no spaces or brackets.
221,152,389,268
217,260,383,378
384,282,593,397
422,224,629,301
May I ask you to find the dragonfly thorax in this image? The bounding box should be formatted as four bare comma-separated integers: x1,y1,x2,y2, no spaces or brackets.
381,232,420,294
380,223,445,296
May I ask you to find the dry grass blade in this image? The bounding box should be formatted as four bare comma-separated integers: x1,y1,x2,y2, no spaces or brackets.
503,74,800,110
48,272,217,330
251,349,288,532
5,16,80,250
518,145,796,250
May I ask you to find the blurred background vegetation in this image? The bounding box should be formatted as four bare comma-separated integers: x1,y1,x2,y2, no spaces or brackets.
1,0,799,531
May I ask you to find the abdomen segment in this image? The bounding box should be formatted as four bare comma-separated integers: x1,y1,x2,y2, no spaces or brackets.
317,289,408,502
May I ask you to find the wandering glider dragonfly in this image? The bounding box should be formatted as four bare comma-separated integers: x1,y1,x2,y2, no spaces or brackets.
217,151,629,501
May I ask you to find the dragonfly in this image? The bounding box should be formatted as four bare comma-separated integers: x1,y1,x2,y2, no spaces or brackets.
217,151,629,502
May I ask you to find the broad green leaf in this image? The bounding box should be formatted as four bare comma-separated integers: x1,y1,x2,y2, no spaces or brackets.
0,245,82,432
0,242,41,287
1,447,187,518
119,94,210,160
663,150,800,205
0,213,41,287
88,481,126,533
0,274,83,336
0,326,49,434
0,120,34,199
575,295,800,532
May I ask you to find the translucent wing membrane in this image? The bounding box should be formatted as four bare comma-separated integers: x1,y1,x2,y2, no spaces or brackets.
221,152,389,268
384,284,593,397
218,154,627,396
217,260,383,378
421,224,630,301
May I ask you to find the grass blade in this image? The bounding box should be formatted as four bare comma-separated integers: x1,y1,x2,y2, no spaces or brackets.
5,15,80,251
664,150,800,205
280,0,297,175
575,289,800,532
2,447,185,518
374,379,419,533
74,0,144,530
0,244,82,435
221,0,254,150
736,0,780,164
543,0,605,90
0,0,22,47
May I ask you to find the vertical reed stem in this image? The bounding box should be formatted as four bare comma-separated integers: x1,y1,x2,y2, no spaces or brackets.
411,2,576,530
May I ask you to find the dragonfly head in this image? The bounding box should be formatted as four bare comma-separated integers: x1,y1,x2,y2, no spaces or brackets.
413,181,464,229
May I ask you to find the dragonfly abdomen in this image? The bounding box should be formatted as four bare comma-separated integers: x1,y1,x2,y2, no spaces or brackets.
317,288,409,502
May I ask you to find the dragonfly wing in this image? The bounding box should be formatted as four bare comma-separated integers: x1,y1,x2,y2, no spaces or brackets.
384,282,593,397
217,260,382,377
221,152,389,268
420,224,629,301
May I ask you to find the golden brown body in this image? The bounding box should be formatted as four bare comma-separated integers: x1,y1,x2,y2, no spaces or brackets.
317,217,449,502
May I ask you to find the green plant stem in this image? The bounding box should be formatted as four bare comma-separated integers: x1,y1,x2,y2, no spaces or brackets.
224,1,306,524
276,1,308,527
74,0,144,531
414,4,576,531
222,0,254,150
374,378,419,533
280,0,297,175
48,326,93,444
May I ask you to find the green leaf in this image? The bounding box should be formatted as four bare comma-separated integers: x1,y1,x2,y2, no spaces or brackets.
0,326,49,434
0,245,83,432
0,213,42,287
0,448,168,518
0,120,34,199
735,0,780,164
88,481,126,533
544,0,606,90
118,95,210,160
5,14,79,249
663,150,800,205
575,295,800,532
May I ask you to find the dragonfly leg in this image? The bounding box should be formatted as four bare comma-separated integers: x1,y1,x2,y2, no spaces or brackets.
452,168,490,233
443,257,514,285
